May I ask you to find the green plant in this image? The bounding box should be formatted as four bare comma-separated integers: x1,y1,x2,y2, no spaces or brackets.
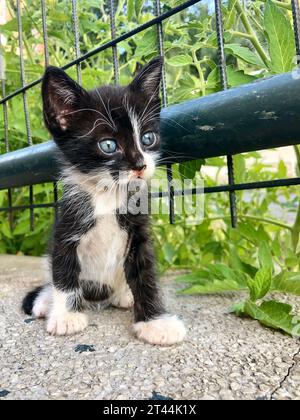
177,228,300,337
0,0,300,320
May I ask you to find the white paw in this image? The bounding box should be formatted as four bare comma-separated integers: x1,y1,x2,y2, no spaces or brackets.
46,312,88,336
111,289,134,309
133,315,186,345
32,293,51,319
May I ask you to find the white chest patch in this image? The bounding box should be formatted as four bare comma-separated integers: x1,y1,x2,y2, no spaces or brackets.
77,214,128,287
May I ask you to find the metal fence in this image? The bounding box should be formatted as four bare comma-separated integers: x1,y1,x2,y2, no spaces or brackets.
1,0,300,234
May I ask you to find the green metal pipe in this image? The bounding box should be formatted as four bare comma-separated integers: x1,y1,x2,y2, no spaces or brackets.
0,71,300,190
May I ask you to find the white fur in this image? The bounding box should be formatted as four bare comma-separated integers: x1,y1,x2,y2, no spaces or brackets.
133,315,186,345
77,215,128,289
47,288,88,336
110,283,134,309
63,167,130,305
32,284,52,318
126,106,157,180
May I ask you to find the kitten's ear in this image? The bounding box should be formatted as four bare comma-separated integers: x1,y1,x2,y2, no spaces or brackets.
42,66,88,135
129,57,163,97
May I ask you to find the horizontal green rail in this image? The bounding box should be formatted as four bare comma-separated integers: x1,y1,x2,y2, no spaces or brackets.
0,71,300,190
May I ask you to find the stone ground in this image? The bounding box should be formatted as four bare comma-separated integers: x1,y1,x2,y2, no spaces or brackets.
0,254,299,400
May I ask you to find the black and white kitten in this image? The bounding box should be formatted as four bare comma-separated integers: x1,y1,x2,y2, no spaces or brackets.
22,57,186,345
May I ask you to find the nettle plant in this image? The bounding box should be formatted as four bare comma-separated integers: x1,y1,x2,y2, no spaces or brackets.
0,1,300,334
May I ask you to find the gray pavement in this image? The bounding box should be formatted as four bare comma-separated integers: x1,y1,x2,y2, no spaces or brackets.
0,255,299,400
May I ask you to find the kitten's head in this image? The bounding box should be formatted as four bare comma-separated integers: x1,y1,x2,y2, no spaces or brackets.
42,58,163,184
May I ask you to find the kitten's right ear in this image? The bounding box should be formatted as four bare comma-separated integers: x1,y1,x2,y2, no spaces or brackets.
42,66,88,135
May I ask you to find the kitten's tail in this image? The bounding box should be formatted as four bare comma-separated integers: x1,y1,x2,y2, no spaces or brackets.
22,286,44,315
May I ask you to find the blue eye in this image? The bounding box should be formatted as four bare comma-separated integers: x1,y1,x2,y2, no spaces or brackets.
141,132,156,147
99,139,117,154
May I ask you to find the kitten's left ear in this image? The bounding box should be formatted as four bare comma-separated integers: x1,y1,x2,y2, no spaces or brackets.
129,57,163,97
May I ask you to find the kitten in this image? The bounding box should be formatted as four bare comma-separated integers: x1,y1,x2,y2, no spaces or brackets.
22,57,186,345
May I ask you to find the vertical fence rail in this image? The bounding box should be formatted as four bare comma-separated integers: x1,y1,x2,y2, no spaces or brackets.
291,0,300,63
214,0,238,228
71,0,82,84
41,0,49,67
16,0,34,230
41,0,58,222
154,0,175,224
0,35,13,230
108,0,119,84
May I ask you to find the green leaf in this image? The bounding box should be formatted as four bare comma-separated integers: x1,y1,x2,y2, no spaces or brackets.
162,243,177,265
238,223,259,244
225,44,265,67
127,0,134,21
247,267,272,301
264,1,295,73
177,264,249,295
227,65,256,87
135,29,157,57
0,17,31,33
167,55,193,67
243,300,300,337
229,301,246,314
233,155,246,183
135,0,144,19
13,220,30,236
179,278,246,295
1,220,12,239
178,159,204,180
272,271,300,296
258,241,273,270
225,0,238,30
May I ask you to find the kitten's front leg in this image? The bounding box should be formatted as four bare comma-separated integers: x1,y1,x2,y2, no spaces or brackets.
47,288,88,336
125,229,186,346
47,246,88,336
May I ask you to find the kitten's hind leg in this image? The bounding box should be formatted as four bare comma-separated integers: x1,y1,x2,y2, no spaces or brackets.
32,284,52,318
22,284,51,318
46,288,88,336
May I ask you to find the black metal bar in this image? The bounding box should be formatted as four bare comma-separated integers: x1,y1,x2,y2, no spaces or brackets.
41,0,49,67
108,0,119,84
71,0,82,84
150,177,300,198
16,0,34,230
0,35,13,230
154,0,174,224
291,0,300,62
0,203,57,213
0,0,202,105
1,176,299,214
154,0,168,106
214,0,237,228
41,0,58,220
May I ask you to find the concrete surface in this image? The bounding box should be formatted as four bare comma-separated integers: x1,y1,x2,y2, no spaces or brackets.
0,254,299,400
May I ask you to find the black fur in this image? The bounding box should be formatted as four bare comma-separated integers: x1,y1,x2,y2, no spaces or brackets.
23,57,167,328
22,286,44,315
118,213,165,322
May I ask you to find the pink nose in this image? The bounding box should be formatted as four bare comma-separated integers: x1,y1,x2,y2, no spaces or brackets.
133,165,147,176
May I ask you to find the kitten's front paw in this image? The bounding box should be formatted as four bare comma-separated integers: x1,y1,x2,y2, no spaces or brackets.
111,289,134,309
133,315,186,345
47,312,88,336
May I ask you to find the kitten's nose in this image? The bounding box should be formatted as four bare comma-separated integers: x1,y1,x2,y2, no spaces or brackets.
135,163,147,171
132,159,147,172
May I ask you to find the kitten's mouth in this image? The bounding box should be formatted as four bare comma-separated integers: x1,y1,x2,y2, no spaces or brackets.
129,170,146,180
